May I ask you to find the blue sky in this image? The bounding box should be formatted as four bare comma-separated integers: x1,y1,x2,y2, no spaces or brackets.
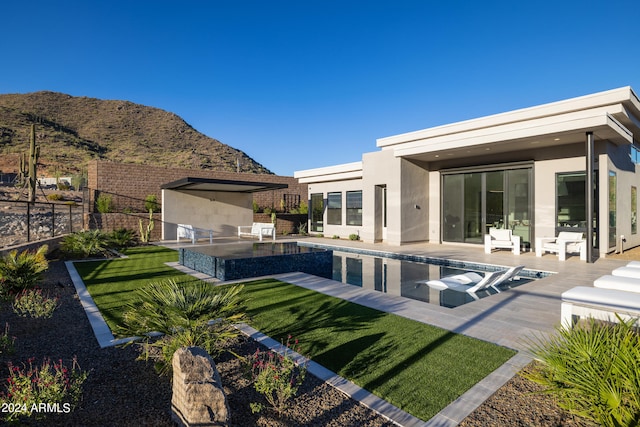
1,1,639,176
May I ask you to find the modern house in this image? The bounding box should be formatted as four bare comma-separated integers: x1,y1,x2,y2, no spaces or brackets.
294,87,640,259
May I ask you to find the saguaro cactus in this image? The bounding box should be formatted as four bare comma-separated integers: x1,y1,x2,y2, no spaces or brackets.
27,124,39,202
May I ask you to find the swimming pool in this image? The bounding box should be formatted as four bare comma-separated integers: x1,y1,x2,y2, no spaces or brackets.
180,241,540,308
299,242,542,308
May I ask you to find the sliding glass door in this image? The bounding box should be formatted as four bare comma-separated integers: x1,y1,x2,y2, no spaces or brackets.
442,167,532,248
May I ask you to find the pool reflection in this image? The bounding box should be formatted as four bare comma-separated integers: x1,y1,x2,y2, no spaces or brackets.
331,251,529,308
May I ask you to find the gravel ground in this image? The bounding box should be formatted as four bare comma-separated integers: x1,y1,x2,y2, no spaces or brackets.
4,247,633,426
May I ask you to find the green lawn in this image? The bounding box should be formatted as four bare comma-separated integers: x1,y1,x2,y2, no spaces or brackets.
238,278,515,421
74,246,187,328
75,245,516,421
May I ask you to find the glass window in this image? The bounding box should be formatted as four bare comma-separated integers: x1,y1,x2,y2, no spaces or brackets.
327,192,342,225
609,171,616,248
631,144,640,165
556,173,586,228
632,186,637,235
346,191,362,226
310,193,324,232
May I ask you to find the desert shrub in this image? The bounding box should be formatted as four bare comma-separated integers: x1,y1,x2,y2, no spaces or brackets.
71,172,86,191
46,193,64,201
298,201,308,215
253,200,260,213
118,279,245,375
109,228,136,248
0,323,15,355
0,357,88,421
60,230,111,258
526,317,640,427
348,233,359,241
244,336,308,414
0,245,48,295
96,193,113,213
12,289,59,319
297,222,307,235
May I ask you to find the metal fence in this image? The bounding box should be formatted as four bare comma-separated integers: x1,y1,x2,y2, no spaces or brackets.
0,199,84,249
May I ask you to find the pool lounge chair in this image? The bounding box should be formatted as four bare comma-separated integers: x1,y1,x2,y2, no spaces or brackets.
418,270,506,300
561,286,640,328
490,265,525,291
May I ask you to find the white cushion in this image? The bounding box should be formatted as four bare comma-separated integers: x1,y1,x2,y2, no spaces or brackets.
562,286,640,311
595,275,640,293
490,228,512,241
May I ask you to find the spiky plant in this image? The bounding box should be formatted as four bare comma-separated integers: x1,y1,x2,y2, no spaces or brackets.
118,279,245,375
60,230,111,258
0,245,48,294
525,317,640,427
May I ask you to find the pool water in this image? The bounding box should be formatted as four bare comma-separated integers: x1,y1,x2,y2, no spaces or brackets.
331,251,532,308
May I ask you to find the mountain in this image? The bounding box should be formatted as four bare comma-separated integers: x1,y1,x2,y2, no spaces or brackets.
0,91,272,175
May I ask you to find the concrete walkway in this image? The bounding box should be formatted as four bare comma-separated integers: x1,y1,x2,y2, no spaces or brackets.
70,237,632,426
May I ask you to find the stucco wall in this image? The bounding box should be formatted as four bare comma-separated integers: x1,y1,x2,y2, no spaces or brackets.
399,159,429,244
533,156,586,244
428,171,441,243
162,189,253,239
305,178,364,239
606,142,640,254
361,150,398,243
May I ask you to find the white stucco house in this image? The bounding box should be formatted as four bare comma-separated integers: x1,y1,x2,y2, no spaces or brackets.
294,87,640,261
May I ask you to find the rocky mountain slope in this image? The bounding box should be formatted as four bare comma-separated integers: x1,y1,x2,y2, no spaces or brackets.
0,91,272,175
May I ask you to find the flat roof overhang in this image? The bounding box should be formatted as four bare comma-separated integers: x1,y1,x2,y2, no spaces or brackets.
391,108,633,163
161,177,288,193
294,161,363,183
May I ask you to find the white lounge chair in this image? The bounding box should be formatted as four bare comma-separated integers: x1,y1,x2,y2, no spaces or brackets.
418,270,506,300
611,266,640,279
594,275,640,293
535,231,586,261
561,286,640,328
237,222,276,241
490,265,525,292
484,228,520,255
177,224,214,244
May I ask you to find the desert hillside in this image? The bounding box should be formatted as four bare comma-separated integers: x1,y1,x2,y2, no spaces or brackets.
0,91,272,176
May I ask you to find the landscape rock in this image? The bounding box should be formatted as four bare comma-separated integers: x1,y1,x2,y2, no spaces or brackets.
172,346,230,427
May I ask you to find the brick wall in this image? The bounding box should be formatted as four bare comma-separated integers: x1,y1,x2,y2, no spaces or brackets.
87,212,163,241
253,213,308,235
87,160,307,214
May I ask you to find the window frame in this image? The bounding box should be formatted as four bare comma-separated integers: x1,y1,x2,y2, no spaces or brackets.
346,190,363,226
327,192,342,225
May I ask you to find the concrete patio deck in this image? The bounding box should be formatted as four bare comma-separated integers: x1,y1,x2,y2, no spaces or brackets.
161,236,633,426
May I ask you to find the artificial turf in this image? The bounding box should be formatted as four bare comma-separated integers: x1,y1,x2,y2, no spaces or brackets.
236,278,516,421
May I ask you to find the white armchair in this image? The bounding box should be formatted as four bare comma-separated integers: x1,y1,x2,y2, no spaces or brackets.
484,228,520,255
535,231,585,261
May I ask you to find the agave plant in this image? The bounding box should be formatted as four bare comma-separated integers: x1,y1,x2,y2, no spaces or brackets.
118,279,245,375
525,317,640,427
